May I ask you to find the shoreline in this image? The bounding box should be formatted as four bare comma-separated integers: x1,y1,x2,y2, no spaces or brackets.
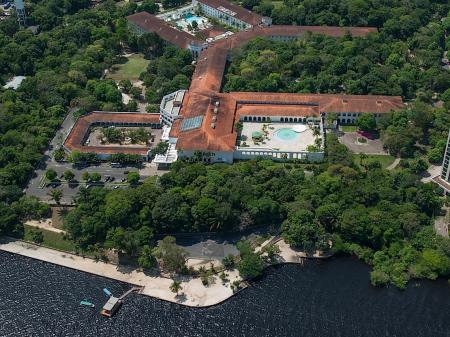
0,237,331,308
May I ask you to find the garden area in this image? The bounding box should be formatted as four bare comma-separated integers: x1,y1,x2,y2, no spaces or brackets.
352,154,396,170
107,54,150,81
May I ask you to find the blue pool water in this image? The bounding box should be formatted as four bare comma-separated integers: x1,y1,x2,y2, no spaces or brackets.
184,14,204,25
275,128,298,141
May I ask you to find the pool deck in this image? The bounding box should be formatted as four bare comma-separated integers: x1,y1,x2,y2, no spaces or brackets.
240,122,316,151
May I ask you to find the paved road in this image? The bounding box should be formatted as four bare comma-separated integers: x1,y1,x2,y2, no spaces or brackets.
339,132,387,154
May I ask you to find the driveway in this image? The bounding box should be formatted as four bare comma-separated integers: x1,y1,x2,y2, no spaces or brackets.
339,132,387,154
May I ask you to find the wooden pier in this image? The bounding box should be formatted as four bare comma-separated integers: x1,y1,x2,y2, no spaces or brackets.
119,286,143,300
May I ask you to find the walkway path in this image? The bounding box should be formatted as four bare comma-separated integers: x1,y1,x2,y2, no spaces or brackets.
0,237,326,307
25,219,66,234
0,238,239,307
434,207,449,238
386,157,400,170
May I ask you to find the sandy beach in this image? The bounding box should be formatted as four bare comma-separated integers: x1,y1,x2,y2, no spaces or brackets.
0,237,329,307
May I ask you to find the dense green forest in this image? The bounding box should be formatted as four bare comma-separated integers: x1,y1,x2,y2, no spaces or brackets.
63,138,449,288
0,0,189,235
224,8,450,162
0,0,449,288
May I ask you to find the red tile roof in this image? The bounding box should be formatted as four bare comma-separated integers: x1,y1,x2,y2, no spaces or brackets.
197,0,264,26
127,12,203,49
64,112,161,156
126,5,399,155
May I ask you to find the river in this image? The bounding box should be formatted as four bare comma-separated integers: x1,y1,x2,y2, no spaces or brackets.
0,251,448,337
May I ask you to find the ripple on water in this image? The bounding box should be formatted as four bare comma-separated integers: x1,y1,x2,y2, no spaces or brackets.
0,252,449,337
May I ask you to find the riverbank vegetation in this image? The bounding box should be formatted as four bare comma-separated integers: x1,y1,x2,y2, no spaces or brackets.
0,0,191,236
223,9,450,163
0,0,449,290
61,140,450,288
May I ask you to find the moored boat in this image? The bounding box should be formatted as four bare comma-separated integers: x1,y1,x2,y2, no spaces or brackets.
103,288,113,297
80,300,95,308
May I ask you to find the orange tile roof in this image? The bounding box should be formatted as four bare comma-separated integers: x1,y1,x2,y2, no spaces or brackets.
231,92,404,114
64,112,161,156
127,12,203,49
198,0,264,26
126,6,399,155
236,102,320,118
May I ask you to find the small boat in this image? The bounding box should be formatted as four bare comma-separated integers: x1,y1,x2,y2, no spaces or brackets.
80,300,95,308
103,288,113,297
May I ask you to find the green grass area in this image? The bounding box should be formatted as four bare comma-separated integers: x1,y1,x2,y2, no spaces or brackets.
107,54,149,81
23,224,77,252
353,154,396,169
271,1,284,9
341,125,358,132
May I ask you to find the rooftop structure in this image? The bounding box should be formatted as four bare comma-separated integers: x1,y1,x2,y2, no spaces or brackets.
63,112,161,158
3,76,26,90
193,0,270,29
123,1,403,164
127,12,207,56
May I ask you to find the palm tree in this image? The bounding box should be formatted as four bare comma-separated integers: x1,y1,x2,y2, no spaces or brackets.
48,189,63,204
359,153,368,168
77,186,89,203
169,280,182,295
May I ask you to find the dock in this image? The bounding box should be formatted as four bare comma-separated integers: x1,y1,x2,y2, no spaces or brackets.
119,286,143,300
101,286,143,317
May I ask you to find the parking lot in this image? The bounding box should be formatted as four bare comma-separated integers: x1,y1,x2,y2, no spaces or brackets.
25,111,168,205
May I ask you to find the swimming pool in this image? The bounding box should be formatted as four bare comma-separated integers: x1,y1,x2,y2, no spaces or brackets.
275,128,299,141
184,13,204,25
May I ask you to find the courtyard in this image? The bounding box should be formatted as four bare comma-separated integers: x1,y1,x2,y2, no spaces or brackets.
86,126,163,149
175,13,210,32
239,122,318,152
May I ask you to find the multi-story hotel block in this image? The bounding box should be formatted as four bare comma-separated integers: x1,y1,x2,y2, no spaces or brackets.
441,129,450,182
193,0,272,30
65,0,404,165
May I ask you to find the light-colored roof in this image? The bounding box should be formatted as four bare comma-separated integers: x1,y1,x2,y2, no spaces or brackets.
3,76,26,90
103,296,120,311
197,0,264,26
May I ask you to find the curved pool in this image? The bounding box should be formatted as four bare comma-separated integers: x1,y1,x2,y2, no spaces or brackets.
275,128,298,141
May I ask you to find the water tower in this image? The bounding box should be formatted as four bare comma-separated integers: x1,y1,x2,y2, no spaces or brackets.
14,0,26,26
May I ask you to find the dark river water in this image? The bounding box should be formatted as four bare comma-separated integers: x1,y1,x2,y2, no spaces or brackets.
0,251,449,337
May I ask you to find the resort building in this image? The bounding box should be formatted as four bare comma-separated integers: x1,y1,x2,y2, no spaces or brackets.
123,2,404,165
432,128,450,194
127,12,207,57
63,112,161,160
193,0,271,30
159,90,186,125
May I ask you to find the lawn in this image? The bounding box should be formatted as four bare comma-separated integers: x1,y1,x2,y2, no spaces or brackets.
353,154,396,169
23,224,77,252
341,125,358,132
107,54,150,81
